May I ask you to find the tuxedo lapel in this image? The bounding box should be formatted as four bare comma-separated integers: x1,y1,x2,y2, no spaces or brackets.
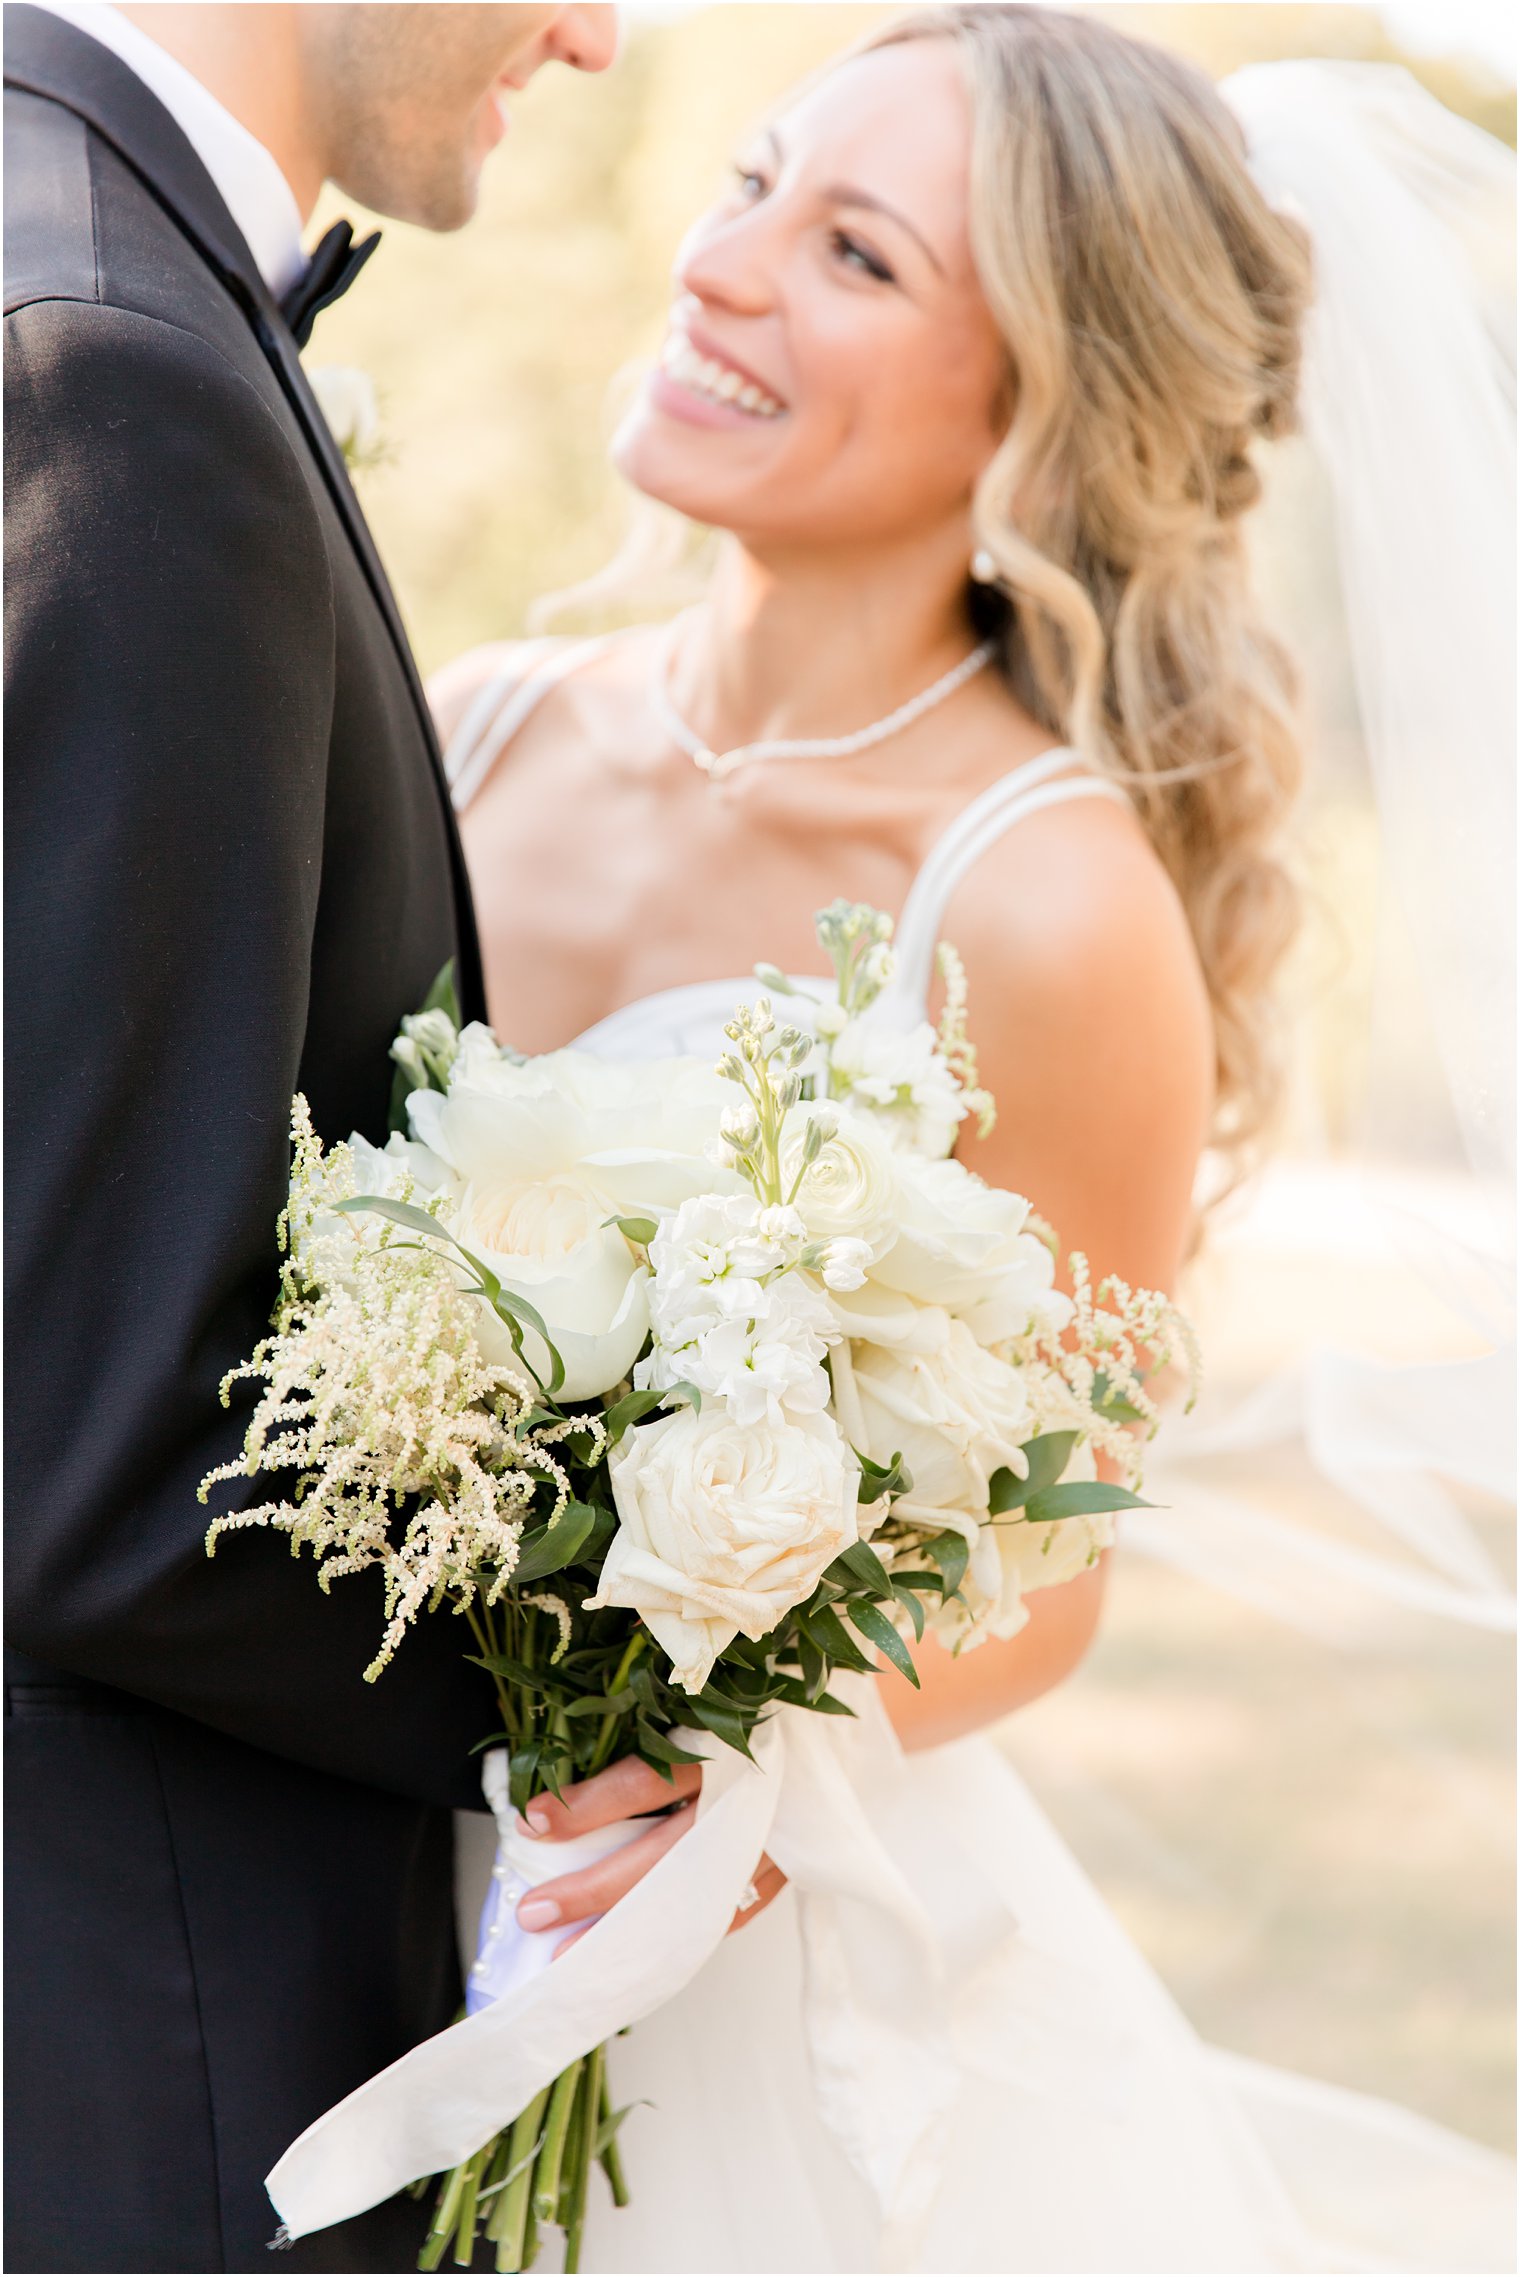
3,4,485,1021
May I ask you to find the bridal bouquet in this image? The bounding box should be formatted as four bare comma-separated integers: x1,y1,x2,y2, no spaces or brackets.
202,902,1193,2272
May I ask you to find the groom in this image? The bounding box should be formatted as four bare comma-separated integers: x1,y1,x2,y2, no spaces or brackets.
4,5,615,2269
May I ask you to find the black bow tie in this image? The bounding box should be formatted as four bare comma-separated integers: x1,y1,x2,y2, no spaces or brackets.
280,220,381,348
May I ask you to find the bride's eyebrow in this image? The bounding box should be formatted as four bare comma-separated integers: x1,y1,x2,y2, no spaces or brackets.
757,121,946,279
824,185,946,277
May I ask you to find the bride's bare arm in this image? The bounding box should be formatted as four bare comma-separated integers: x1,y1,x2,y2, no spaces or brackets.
883,790,1213,1752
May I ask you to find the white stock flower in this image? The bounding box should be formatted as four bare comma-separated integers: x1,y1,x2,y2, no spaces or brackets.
408,1047,732,1399
639,1193,834,1428
587,1405,861,1692
827,1015,967,1159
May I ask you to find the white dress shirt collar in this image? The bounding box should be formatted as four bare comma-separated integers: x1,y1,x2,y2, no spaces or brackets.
31,0,307,298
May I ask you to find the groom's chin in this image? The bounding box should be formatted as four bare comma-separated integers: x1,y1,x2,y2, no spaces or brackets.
328,159,484,236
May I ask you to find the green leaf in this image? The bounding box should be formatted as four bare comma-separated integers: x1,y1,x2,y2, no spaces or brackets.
420,960,460,1026
594,2102,648,2160
773,1678,857,1716
513,1405,566,1439
1019,1481,1153,1526
601,1379,702,1445
853,1446,911,1503
988,1431,1080,1514
798,1604,874,1673
605,1214,659,1249
826,1539,894,1599
561,1688,637,1718
387,1060,417,1138
921,1529,970,1599
848,1599,920,1687
336,1193,449,1242
890,1582,927,1641
685,1693,758,1760
507,1742,544,1815
634,1717,703,1769
475,1275,566,1400
1091,1369,1147,1425
513,1499,598,1584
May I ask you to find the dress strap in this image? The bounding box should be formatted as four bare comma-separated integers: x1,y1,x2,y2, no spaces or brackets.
444,634,616,814
881,750,1133,1021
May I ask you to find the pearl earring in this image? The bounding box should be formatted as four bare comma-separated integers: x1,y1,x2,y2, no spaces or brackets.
971,547,998,583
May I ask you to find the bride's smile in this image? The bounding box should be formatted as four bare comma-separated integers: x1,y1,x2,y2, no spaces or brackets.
615,40,1007,554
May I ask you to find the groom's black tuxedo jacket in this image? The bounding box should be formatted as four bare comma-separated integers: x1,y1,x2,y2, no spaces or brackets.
4,11,497,2270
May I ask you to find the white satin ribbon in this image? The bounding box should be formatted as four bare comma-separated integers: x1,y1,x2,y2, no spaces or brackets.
265,1684,959,2247
465,1755,662,2014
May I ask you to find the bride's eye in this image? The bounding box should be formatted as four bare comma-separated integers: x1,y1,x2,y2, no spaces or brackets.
733,164,770,203
829,230,896,286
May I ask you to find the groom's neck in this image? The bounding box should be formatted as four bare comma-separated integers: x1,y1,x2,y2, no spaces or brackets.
118,4,326,218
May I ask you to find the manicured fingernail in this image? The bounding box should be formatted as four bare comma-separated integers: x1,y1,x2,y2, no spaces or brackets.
517,1897,559,1931
516,1808,548,1837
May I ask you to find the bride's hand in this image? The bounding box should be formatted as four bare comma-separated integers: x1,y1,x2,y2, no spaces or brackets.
512,1757,785,1953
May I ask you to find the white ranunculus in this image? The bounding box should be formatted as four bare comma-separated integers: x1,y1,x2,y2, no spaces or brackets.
407,1048,733,1399
826,1015,967,1159
587,1405,862,1693
830,1309,1032,1537
871,1152,1073,1348
781,1105,902,1260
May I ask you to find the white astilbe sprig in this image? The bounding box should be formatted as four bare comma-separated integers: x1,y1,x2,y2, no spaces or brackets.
520,1592,574,1663
199,1099,590,1679
934,940,996,1140
1005,1250,1201,1484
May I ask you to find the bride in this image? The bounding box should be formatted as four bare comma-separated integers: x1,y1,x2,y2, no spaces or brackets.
430,8,1511,2270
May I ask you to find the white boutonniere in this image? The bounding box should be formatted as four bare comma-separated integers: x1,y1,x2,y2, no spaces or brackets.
305,363,386,473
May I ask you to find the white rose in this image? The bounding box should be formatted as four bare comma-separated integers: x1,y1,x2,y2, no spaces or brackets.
830,1309,1031,1535
408,1048,733,1399
872,1153,1073,1347
587,1405,862,1692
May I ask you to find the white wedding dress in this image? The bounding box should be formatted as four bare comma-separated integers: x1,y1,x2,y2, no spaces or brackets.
445,639,1514,2277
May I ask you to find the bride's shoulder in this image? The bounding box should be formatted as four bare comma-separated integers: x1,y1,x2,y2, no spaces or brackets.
945,780,1212,1082
425,628,656,756
426,637,554,754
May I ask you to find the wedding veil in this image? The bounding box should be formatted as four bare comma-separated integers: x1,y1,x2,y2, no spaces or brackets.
1132,62,1517,1637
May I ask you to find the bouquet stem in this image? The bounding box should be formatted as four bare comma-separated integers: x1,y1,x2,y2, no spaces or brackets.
596,2066,629,2210
419,2047,616,2272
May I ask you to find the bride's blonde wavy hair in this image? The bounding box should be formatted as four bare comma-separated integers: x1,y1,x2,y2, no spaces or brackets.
871,4,1313,1182
545,5,1312,1187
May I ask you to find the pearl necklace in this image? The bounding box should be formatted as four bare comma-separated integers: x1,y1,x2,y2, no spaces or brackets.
652,615,998,784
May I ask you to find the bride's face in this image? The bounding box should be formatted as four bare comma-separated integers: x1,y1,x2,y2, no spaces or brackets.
612,41,1008,553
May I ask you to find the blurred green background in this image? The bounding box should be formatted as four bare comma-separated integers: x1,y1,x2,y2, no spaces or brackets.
310,5,1516,2156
